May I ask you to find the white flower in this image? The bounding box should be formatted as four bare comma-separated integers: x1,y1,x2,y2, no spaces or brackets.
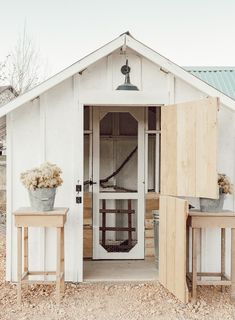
20,162,63,190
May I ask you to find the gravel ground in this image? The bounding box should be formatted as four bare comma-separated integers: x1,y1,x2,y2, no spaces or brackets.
1,226,235,319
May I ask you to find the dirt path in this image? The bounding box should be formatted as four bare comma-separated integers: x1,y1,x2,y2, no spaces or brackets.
1,226,235,320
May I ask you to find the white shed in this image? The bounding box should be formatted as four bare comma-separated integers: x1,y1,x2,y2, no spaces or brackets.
2,32,235,301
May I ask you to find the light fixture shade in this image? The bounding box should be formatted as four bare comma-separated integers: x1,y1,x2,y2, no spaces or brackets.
116,75,139,91
116,84,139,90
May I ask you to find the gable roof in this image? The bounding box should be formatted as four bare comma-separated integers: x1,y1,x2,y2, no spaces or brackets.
1,32,235,117
185,67,235,100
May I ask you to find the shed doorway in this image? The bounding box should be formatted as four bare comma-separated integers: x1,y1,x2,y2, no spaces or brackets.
83,105,160,280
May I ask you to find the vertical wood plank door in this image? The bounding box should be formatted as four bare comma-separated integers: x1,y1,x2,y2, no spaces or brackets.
161,97,218,199
159,195,188,303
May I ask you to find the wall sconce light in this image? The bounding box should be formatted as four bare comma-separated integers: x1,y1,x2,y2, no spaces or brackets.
116,59,139,91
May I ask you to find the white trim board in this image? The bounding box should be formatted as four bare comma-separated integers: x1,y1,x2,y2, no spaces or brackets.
1,33,235,117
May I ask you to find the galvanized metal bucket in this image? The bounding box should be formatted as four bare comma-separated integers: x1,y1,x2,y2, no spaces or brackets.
200,192,225,212
28,187,56,211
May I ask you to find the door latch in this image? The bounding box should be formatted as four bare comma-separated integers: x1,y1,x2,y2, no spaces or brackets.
76,184,82,192
76,181,82,204
76,196,82,204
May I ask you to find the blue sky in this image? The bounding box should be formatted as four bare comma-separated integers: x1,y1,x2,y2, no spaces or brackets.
0,0,235,75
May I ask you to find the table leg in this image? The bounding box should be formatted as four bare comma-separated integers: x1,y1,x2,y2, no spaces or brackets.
17,227,22,306
192,228,197,302
221,228,225,292
61,226,65,295
24,227,28,273
231,228,235,301
186,225,189,275
56,227,62,305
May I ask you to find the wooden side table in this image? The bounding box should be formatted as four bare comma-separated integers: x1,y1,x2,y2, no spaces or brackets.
14,207,68,305
187,211,235,302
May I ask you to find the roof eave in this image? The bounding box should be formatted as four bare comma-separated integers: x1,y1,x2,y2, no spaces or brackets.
0,33,126,117
125,36,235,112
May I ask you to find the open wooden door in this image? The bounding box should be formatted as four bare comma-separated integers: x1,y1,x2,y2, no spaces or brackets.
159,196,188,303
161,97,218,199
159,97,219,302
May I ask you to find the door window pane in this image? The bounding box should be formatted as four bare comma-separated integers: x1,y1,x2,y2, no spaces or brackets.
99,112,138,192
148,107,156,130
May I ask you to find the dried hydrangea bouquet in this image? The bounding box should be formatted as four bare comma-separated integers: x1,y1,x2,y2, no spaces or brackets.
200,173,233,212
21,162,63,211
218,173,233,195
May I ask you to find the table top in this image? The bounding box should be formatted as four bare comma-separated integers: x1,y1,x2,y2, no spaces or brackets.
188,210,235,228
14,207,69,216
189,210,235,217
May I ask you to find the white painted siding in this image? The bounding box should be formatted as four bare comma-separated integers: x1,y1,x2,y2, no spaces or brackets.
142,58,168,94
201,106,235,275
41,78,82,281
7,78,84,282
79,49,168,103
6,99,41,281
175,77,207,102
79,57,108,91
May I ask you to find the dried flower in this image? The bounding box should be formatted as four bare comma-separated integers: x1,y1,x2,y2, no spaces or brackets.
20,162,63,190
218,173,233,194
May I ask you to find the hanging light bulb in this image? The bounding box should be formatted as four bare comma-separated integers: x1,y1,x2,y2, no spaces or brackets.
116,59,139,91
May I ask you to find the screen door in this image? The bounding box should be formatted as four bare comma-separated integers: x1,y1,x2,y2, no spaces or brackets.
92,107,145,259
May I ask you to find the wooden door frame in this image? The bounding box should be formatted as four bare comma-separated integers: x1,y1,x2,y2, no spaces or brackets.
81,101,160,280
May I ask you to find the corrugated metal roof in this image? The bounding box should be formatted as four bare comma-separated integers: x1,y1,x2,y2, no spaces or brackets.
184,67,235,100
